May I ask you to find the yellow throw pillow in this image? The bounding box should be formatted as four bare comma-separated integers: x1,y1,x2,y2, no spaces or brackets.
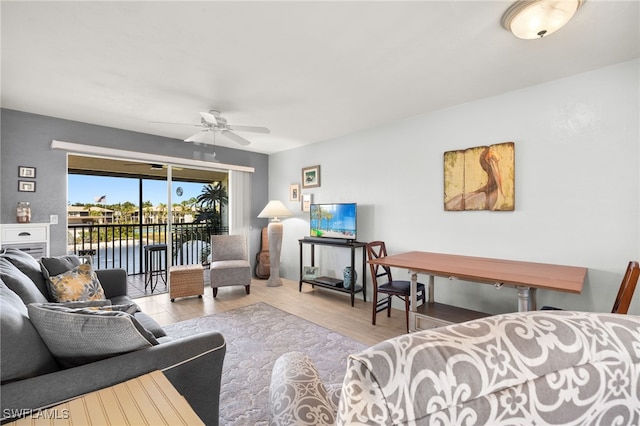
48,263,106,302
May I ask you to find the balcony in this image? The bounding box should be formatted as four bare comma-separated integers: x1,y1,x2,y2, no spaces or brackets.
68,223,228,296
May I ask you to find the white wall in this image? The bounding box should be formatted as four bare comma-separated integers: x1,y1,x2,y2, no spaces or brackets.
269,59,640,316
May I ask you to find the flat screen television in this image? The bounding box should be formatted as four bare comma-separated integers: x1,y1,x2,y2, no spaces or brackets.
309,203,357,241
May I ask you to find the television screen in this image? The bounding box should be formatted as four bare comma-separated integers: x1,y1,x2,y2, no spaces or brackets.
310,203,357,240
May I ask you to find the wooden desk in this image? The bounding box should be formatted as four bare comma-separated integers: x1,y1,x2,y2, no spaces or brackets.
368,251,587,331
6,370,204,425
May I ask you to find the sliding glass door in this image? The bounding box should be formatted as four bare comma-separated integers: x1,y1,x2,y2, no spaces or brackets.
67,155,228,274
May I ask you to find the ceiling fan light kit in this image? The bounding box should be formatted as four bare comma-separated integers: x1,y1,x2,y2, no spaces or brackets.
502,0,584,39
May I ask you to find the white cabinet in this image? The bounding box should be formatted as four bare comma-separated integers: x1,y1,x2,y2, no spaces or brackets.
1,223,50,259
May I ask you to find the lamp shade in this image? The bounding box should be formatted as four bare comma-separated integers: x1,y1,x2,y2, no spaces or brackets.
502,0,584,39
258,200,293,221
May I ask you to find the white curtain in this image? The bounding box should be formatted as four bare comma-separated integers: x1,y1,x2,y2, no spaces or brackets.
228,170,251,246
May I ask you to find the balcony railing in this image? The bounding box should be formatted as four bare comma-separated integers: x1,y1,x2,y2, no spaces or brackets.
67,223,228,275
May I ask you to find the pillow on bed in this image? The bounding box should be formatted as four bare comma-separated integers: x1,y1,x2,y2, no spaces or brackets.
27,303,158,368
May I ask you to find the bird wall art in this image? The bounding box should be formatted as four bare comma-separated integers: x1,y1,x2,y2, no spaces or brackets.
444,142,515,211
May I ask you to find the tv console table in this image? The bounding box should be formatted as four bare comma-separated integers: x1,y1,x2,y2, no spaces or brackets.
298,239,367,306
368,251,587,332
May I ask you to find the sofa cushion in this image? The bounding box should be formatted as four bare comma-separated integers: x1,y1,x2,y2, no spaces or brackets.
0,258,48,305
28,303,159,368
47,263,106,302
0,280,59,383
1,248,50,299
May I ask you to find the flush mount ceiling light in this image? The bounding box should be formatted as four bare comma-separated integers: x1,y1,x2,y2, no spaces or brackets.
502,0,584,39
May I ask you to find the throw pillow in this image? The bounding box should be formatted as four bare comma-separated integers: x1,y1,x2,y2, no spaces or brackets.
1,248,50,299
40,255,82,278
0,281,58,382
27,303,158,368
47,263,106,302
0,258,48,305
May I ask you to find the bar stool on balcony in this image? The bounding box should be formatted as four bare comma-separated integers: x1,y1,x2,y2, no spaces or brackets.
144,243,167,293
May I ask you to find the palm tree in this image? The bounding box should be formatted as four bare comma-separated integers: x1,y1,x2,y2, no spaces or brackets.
180,198,197,222
156,203,167,223
121,201,137,223
195,182,228,232
143,200,153,224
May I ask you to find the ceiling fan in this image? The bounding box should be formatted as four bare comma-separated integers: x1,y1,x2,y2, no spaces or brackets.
155,110,270,146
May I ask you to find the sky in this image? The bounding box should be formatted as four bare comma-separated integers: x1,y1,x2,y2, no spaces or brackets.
68,175,208,206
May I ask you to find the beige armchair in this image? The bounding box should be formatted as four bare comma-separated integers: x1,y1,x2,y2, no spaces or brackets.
209,235,251,297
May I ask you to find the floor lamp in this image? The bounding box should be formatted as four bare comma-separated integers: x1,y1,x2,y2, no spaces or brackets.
258,200,292,287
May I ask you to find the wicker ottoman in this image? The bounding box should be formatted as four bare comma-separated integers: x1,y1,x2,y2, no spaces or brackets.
169,264,204,302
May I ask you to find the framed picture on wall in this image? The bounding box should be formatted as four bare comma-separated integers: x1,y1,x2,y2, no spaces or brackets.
302,165,321,188
18,166,36,178
302,194,312,212
289,184,300,202
18,180,36,192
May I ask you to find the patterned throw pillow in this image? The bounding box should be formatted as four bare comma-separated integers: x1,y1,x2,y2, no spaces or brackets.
47,263,106,302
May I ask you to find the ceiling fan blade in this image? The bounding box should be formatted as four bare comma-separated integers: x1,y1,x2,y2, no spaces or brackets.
185,130,212,143
228,125,270,134
200,111,219,126
221,130,251,146
150,121,203,127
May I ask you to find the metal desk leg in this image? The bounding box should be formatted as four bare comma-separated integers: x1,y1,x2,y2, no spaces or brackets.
517,286,537,311
428,275,435,303
409,271,418,332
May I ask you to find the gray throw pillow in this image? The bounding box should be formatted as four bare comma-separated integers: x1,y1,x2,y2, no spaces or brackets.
0,281,58,382
0,258,48,305
40,255,82,278
1,248,50,299
28,303,159,368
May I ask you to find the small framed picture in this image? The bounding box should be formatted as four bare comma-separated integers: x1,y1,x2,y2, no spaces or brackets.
302,165,321,188
289,184,300,202
303,266,319,280
18,181,36,192
302,193,312,212
18,166,36,178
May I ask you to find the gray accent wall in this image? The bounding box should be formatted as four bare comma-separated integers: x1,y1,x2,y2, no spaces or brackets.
0,109,269,265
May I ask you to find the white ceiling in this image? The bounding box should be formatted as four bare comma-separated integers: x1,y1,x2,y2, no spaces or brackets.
1,1,638,155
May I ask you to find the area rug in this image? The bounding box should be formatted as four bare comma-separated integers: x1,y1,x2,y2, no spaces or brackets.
163,302,367,425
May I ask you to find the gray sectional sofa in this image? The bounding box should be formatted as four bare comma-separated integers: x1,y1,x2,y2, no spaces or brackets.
270,310,640,425
1,248,226,425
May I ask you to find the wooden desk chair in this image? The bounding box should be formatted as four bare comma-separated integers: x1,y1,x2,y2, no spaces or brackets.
366,241,426,333
543,261,639,314
611,261,639,314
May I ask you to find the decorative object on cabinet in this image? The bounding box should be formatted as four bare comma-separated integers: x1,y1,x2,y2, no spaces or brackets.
301,194,312,212
301,165,321,188
17,181,36,192
258,200,293,287
302,266,319,280
289,184,300,202
18,166,36,178
444,141,514,211
343,266,357,290
16,203,31,223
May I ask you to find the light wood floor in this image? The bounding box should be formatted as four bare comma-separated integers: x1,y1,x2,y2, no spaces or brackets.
134,276,408,347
